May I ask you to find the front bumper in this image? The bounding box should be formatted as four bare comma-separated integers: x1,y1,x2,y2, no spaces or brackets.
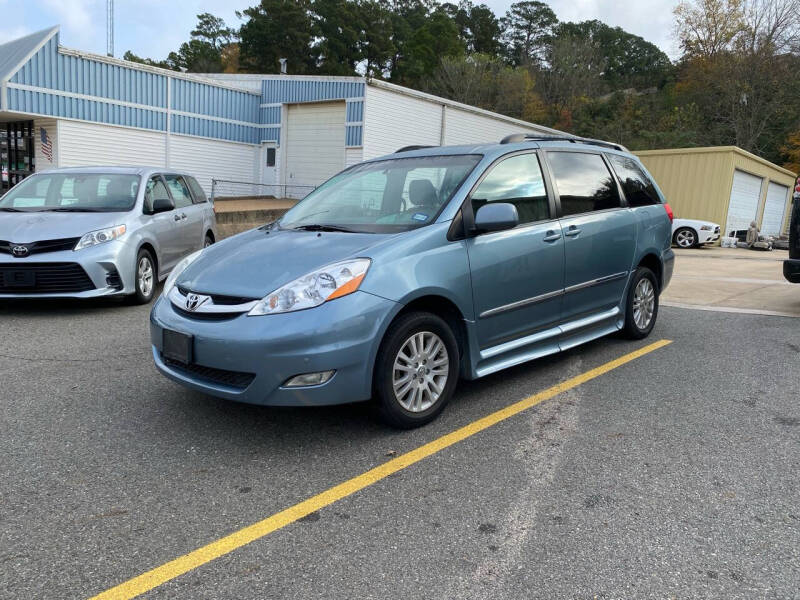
149,290,399,407
785,258,800,283
0,240,134,298
698,229,720,244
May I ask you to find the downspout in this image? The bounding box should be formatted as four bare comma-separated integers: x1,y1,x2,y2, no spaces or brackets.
165,77,171,168
0,79,8,112
440,104,446,146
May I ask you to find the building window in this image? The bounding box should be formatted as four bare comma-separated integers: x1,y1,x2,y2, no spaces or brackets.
266,148,276,167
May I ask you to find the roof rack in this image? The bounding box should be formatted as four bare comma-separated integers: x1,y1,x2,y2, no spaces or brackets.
499,133,628,153
395,145,438,153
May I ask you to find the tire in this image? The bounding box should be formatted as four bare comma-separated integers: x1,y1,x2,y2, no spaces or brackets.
204,233,214,248
622,266,659,339
129,249,156,305
673,227,697,248
374,311,460,429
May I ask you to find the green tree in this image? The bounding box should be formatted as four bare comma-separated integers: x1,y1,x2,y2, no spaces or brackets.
311,0,364,75
501,1,558,66
122,51,177,71
357,0,396,77
238,0,316,74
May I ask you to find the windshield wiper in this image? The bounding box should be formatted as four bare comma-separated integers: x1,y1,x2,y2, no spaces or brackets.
289,224,357,233
0,207,26,212
45,207,109,212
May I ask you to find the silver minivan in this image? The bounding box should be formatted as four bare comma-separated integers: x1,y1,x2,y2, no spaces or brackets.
0,166,217,303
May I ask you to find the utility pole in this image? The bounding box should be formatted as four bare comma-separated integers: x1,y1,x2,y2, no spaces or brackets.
106,0,114,57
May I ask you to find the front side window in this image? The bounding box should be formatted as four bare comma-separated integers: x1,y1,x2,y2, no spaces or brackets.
547,152,621,217
164,175,193,209
0,173,140,212
607,154,660,207
280,154,482,233
144,176,170,213
470,153,549,224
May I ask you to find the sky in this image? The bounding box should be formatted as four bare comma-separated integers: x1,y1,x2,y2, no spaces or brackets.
0,0,681,63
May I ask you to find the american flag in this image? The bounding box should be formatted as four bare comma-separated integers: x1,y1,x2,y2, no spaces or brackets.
40,127,53,162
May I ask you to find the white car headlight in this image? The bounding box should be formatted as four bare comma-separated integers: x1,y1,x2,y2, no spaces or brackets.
249,258,371,316
700,225,713,230
163,250,203,296
74,225,126,250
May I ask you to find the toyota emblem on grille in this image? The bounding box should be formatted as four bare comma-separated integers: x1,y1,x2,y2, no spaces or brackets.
185,293,210,312
12,245,29,257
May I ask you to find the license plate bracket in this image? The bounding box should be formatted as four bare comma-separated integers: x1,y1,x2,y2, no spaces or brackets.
162,329,193,364
1,269,35,288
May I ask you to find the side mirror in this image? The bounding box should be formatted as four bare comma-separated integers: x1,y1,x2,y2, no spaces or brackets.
473,203,519,234
151,197,174,214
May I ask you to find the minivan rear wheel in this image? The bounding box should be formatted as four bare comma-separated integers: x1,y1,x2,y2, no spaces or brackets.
129,249,156,305
374,311,459,429
622,266,659,339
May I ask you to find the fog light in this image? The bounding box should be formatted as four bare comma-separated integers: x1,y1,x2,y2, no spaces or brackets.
283,370,335,387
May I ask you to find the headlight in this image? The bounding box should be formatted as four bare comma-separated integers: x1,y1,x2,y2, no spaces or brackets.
74,225,126,250
249,258,371,316
163,250,202,296
700,225,712,230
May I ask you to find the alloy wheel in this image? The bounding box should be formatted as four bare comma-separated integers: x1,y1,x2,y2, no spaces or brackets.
675,229,696,248
138,257,154,297
392,331,449,412
632,278,655,330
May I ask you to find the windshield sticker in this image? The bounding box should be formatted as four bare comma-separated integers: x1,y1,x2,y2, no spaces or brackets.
412,213,429,222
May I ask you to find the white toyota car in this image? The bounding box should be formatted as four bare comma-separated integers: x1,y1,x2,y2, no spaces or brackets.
671,218,720,248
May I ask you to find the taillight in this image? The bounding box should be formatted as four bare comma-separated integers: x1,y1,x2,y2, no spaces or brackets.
664,202,674,223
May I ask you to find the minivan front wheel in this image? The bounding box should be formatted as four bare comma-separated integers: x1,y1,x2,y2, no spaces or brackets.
622,266,659,339
374,312,459,428
129,249,156,305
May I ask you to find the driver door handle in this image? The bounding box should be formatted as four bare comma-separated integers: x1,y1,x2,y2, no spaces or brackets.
543,230,561,242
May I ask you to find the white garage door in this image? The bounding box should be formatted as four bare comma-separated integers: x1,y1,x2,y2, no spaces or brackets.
285,102,345,188
761,181,789,236
726,170,763,235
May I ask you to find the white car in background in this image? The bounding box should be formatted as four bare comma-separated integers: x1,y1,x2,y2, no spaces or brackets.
671,218,721,248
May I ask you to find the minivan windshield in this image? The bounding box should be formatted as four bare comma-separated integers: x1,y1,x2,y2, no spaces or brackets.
0,173,140,212
280,154,482,233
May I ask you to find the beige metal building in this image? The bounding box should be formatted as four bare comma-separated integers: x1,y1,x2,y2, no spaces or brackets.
635,146,796,237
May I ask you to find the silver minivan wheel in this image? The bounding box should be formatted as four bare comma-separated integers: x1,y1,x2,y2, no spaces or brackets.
137,256,154,298
392,331,449,413
632,278,655,330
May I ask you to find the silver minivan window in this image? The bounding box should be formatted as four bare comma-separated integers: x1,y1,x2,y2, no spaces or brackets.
0,173,140,212
280,155,482,233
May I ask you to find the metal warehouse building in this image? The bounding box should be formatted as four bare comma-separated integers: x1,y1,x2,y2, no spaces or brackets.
636,146,796,238
0,26,562,197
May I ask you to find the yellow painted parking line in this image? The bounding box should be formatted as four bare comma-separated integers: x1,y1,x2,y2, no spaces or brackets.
90,339,672,600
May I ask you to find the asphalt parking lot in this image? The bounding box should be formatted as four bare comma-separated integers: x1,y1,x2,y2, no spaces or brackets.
1,287,799,598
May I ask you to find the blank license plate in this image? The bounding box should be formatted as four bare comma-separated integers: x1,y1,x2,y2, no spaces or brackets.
162,329,193,364
2,270,35,287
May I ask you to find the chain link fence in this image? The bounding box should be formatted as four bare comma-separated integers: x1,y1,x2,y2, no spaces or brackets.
211,179,316,203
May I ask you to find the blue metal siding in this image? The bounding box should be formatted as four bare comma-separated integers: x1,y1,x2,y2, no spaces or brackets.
171,78,259,122
7,87,166,131
12,36,168,108
345,125,363,147
346,100,363,123
262,79,365,104
260,105,281,125
0,27,54,82
171,114,260,144
261,127,280,144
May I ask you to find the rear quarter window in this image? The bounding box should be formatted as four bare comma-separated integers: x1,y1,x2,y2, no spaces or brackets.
608,154,660,207
186,177,208,204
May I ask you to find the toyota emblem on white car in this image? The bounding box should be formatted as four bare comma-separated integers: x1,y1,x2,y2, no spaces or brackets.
12,245,29,257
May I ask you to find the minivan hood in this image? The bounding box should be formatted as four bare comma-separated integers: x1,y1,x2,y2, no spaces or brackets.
179,226,396,299
0,211,125,242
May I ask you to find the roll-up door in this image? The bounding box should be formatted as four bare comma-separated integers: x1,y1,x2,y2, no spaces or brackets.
285,102,345,188
725,170,763,235
761,181,789,236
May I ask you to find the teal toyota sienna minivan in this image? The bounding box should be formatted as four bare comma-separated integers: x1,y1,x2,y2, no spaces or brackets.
150,135,674,428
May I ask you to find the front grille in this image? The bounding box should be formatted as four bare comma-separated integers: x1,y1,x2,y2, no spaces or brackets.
0,237,81,257
0,262,95,293
714,226,721,234
177,285,258,305
162,356,256,389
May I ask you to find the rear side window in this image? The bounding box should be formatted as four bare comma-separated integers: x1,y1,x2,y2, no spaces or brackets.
164,175,193,209
471,153,549,224
547,152,621,216
186,177,208,204
607,154,660,207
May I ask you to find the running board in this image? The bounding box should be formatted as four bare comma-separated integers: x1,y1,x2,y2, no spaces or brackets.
475,306,621,378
